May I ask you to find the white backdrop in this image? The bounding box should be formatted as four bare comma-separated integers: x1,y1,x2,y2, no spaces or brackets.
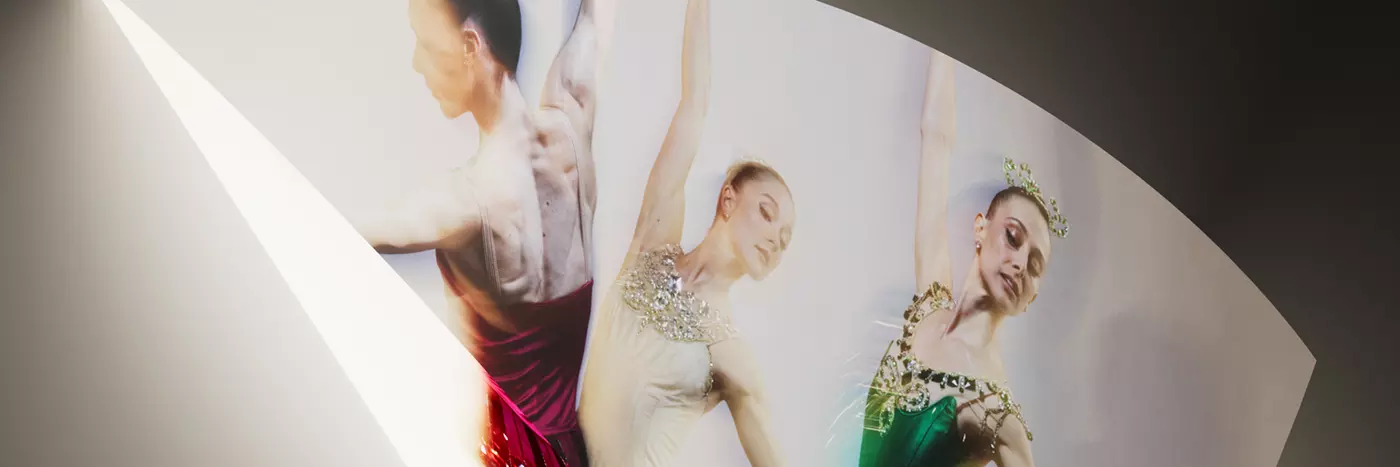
119,0,1314,465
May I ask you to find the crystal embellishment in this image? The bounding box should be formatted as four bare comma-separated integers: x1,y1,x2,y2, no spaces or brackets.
864,281,1033,452
1002,156,1069,239
619,244,737,344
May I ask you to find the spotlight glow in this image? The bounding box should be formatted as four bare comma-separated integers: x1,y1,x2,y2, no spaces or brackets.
99,1,488,466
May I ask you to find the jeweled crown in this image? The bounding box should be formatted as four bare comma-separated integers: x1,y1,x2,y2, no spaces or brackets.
1002,157,1070,239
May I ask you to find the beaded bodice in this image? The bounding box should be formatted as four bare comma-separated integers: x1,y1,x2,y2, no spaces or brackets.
864,281,1033,453
618,244,738,345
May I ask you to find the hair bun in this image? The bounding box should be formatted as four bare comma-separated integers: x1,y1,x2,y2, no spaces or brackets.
724,148,776,184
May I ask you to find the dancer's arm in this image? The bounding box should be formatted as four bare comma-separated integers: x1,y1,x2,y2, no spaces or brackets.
540,0,599,130
995,420,1035,467
355,169,483,254
627,0,711,259
711,339,785,467
914,50,957,292
540,0,604,230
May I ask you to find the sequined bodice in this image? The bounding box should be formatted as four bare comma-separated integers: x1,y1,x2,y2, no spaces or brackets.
578,244,740,467
863,282,1032,455
617,244,737,345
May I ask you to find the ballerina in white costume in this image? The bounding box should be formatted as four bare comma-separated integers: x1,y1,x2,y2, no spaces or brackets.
577,1,794,466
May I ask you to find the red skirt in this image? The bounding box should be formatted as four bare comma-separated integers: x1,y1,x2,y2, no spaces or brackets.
480,378,574,467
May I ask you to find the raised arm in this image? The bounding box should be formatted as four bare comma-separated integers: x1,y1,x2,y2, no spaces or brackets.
540,0,599,125
626,0,711,259
914,50,958,292
354,168,482,255
710,339,785,467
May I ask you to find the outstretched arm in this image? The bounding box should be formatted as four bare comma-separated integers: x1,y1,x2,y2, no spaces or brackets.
711,339,785,467
626,0,711,259
355,169,482,255
914,50,958,292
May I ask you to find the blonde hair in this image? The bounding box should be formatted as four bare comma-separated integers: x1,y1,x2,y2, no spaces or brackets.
715,154,789,218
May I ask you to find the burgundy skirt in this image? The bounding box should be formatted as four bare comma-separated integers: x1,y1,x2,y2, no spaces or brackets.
481,378,574,467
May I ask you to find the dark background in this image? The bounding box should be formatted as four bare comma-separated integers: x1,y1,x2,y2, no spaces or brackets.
3,0,1394,465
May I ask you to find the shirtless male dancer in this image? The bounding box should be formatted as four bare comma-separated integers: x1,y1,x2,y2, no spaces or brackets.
355,0,600,464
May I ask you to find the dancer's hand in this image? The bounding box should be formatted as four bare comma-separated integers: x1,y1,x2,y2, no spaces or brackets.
921,50,957,148
681,0,711,103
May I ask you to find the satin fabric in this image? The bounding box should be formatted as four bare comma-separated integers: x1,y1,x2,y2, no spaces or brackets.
482,378,569,467
577,281,715,467
438,251,594,466
860,390,969,467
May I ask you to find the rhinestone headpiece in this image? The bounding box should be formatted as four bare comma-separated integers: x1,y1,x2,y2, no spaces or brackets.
1002,157,1069,239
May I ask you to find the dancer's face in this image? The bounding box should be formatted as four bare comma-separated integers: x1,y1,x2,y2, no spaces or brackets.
973,196,1053,316
719,178,795,281
408,0,485,118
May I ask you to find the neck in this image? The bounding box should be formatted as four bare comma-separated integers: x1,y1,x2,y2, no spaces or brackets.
947,263,1005,351
472,74,529,138
676,228,745,292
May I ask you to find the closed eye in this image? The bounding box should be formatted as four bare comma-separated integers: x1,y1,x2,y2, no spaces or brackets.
1006,227,1022,248
759,193,784,222
1029,251,1045,277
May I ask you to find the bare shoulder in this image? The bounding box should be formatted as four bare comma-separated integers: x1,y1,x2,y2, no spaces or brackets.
459,150,528,206
709,338,763,398
459,147,537,237
996,418,1034,467
535,100,593,152
532,110,585,151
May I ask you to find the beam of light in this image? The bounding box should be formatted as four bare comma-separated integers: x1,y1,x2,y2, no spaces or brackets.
99,1,487,466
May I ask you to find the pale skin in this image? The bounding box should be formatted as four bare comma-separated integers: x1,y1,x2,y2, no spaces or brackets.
622,0,793,465
908,50,1049,467
356,0,602,334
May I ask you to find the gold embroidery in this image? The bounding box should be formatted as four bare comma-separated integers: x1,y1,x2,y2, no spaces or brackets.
864,281,1033,452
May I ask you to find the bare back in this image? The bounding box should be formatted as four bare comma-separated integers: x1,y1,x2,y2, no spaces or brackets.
439,5,600,331
436,107,593,331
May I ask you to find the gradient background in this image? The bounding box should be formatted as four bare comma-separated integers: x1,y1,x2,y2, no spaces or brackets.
3,1,1394,467
593,1,1309,465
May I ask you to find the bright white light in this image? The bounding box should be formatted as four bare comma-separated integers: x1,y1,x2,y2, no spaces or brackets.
100,1,488,466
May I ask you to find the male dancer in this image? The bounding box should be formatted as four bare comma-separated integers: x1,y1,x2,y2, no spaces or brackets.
356,0,600,464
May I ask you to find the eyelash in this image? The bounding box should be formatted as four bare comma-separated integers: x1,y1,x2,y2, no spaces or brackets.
1005,228,1021,247
1003,226,1045,276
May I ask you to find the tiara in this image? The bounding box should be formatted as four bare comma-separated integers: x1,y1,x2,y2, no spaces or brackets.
1002,157,1070,239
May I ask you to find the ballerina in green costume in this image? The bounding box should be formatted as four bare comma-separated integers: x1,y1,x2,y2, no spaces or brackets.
858,50,1069,467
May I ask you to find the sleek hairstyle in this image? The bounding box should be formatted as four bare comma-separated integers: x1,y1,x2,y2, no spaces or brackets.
715,160,789,217
986,186,1052,224
445,0,523,76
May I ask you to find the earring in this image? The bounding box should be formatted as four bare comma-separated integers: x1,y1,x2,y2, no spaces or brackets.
975,241,982,251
